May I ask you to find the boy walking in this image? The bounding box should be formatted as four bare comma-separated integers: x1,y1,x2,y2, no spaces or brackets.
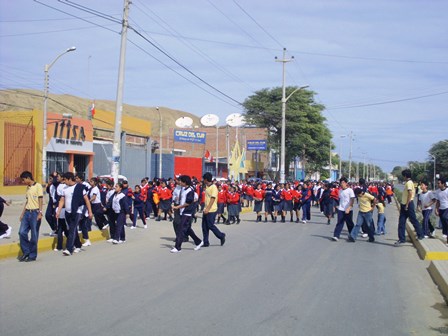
18,171,43,262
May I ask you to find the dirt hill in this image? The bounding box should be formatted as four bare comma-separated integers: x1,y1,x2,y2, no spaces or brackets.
0,89,200,135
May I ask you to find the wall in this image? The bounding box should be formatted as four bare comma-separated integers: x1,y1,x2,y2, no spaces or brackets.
0,110,42,195
174,157,203,180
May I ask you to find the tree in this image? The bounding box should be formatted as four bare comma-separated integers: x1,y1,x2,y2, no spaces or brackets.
242,87,331,179
429,139,448,183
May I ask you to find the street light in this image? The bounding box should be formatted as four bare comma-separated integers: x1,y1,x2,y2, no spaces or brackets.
276,48,309,183
339,134,348,178
157,107,162,178
430,154,436,189
43,46,76,182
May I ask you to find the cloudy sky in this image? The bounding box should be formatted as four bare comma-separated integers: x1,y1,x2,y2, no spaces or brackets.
1,0,447,172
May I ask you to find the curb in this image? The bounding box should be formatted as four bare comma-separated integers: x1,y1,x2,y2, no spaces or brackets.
0,230,110,260
428,261,448,303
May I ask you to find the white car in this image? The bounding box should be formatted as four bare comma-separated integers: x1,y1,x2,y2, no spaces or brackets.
97,174,128,185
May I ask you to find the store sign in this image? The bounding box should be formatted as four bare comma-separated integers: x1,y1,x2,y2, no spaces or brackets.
247,140,267,151
46,113,93,153
173,130,206,144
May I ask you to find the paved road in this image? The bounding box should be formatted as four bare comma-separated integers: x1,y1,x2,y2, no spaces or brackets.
1,204,447,336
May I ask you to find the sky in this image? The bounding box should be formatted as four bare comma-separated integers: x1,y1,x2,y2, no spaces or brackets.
1,0,447,173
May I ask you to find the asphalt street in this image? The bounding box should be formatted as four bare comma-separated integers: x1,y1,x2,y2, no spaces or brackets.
1,204,447,336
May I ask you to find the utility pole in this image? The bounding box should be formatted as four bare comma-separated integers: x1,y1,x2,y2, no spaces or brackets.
276,48,293,183
348,131,353,181
111,0,130,184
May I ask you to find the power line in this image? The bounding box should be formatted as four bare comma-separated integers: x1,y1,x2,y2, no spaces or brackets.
133,0,255,91
45,0,243,107
33,0,120,34
127,39,241,108
327,90,448,110
231,0,283,49
0,24,117,38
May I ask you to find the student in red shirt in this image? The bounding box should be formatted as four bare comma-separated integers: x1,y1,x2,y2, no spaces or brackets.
253,183,265,222
281,183,294,222
216,184,227,224
156,180,173,221
226,185,241,224
291,185,302,223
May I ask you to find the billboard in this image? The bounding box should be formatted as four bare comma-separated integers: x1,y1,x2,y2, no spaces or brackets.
247,140,267,151
173,130,206,144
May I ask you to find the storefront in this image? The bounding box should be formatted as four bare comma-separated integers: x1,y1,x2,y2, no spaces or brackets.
46,112,94,180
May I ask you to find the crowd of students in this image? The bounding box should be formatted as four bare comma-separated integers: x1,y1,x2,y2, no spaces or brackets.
4,168,448,261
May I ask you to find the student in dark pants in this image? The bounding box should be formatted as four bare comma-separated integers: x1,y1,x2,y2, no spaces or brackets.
111,183,129,244
56,172,93,256
332,177,355,242
131,185,147,229
170,175,203,253
201,173,226,247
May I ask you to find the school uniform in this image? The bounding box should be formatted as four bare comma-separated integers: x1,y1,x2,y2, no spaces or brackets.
174,186,202,251
112,192,128,243
131,191,147,228
61,183,86,254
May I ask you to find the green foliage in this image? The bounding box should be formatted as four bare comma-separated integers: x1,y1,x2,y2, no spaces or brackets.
243,86,332,177
429,139,448,180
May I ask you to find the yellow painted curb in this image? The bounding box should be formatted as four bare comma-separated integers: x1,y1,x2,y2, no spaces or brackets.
0,230,110,260
425,251,448,261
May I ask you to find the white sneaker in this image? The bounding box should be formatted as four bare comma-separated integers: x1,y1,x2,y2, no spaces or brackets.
49,231,57,237
54,248,61,252
362,233,368,238
63,249,71,256
130,226,136,230
302,220,307,223
194,241,204,251
118,240,125,244
0,226,12,239
443,234,447,239
82,240,91,247
106,238,113,243
74,248,81,253
143,225,148,229
102,224,109,230
170,247,181,253
112,240,119,244
331,237,339,242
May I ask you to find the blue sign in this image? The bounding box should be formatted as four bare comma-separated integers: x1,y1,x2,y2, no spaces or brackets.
247,140,267,151
174,130,206,144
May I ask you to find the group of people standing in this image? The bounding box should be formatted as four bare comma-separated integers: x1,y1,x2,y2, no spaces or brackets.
9,167,448,261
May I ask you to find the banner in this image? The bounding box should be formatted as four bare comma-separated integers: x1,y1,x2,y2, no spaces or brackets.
174,130,206,144
247,140,267,151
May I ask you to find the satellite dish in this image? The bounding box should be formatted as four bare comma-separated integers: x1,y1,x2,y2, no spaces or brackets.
226,113,246,127
200,114,219,127
175,116,193,128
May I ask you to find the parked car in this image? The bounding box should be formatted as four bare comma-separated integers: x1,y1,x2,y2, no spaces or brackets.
97,174,128,185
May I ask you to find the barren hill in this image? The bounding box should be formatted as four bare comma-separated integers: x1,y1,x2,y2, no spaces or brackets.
0,89,200,136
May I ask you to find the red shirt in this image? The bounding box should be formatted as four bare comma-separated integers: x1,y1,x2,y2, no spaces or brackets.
281,189,293,201
218,190,227,204
290,189,301,202
140,184,149,202
253,189,264,201
227,192,240,205
330,188,340,200
246,185,254,196
159,187,172,200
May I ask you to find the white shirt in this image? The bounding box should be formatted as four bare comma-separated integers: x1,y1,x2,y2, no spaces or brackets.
62,184,86,214
56,183,67,219
418,191,433,210
434,188,448,210
112,192,126,213
89,186,101,204
338,187,355,211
